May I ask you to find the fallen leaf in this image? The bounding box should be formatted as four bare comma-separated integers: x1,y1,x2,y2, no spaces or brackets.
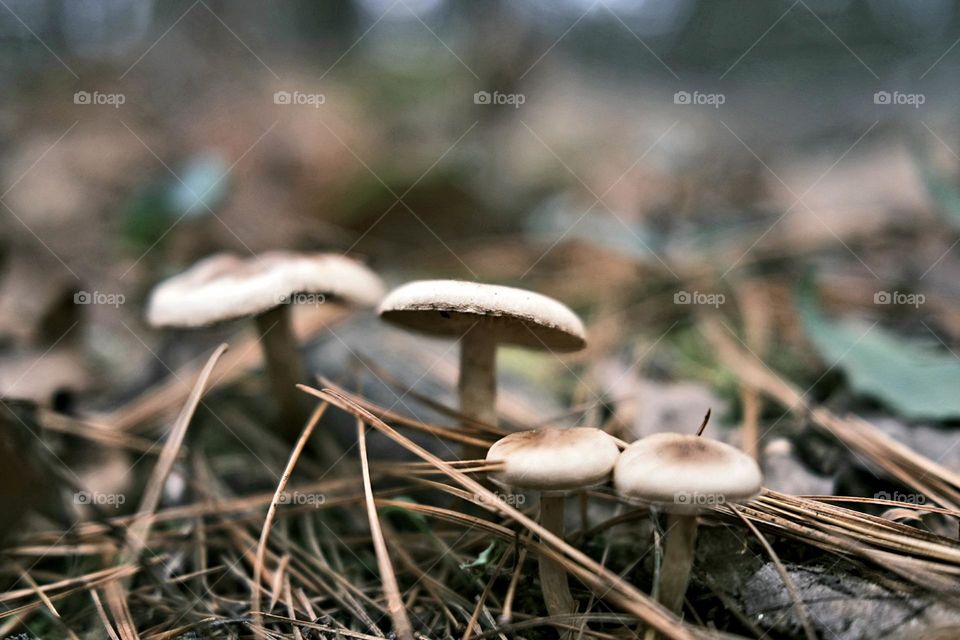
797,277,960,421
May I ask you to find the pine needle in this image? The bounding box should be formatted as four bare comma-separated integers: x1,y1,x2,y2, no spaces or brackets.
357,416,415,640
251,401,328,628
298,382,696,640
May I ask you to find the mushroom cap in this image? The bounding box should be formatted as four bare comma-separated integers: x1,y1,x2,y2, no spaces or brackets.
485,427,620,493
0,349,91,406
146,251,385,328
614,433,762,514
378,280,586,352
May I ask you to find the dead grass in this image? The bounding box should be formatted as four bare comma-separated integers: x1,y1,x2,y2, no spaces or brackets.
2,306,960,639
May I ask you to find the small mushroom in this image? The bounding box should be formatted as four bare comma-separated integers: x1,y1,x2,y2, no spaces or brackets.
0,348,92,412
378,280,586,456
486,427,619,634
614,431,762,613
147,251,384,438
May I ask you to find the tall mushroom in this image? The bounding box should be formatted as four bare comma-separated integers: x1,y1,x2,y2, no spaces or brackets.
486,427,620,636
614,432,762,614
147,251,384,439
378,280,586,457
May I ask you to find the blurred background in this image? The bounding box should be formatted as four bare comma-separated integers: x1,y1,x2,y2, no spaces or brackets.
3,0,960,473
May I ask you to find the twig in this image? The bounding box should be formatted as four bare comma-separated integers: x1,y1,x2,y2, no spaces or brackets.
90,589,122,640
120,344,229,568
463,544,512,640
10,561,79,640
734,281,771,459
357,416,415,640
499,538,529,624
729,505,817,640
251,401,328,628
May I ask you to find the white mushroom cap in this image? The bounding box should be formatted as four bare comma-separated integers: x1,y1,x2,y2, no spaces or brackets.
0,349,91,406
146,251,385,328
378,280,586,352
614,433,762,514
485,427,620,493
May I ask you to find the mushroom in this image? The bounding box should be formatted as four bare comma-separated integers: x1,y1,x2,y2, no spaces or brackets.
486,427,620,634
147,251,384,438
613,431,762,614
0,348,92,411
378,280,586,456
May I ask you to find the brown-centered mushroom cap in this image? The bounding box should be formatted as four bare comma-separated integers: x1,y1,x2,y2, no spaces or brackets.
614,433,762,513
146,251,385,328
378,280,586,352
486,427,620,493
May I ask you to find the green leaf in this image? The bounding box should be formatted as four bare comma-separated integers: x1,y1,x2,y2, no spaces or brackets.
797,277,960,420
459,541,499,570
378,496,430,533
119,183,171,250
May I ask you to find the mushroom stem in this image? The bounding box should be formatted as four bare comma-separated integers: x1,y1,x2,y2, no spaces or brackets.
254,305,308,440
659,513,698,614
538,494,577,636
458,328,496,459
